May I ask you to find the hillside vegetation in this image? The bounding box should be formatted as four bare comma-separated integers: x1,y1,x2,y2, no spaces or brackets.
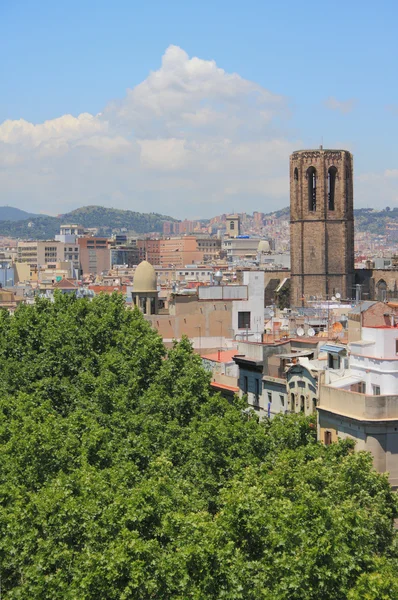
266,206,398,235
0,293,397,598
0,206,177,239
0,206,39,221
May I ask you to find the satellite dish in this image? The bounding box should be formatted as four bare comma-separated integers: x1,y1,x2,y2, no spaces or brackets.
308,327,315,337
269,310,275,317
335,292,341,299
296,327,305,337
331,296,336,302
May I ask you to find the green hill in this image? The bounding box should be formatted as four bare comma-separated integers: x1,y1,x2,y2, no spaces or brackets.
265,206,398,235
0,207,39,221
0,206,178,239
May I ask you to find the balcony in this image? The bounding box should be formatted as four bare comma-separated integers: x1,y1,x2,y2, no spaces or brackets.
319,385,398,421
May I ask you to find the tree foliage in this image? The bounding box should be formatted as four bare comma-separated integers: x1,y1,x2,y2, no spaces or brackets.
0,293,397,598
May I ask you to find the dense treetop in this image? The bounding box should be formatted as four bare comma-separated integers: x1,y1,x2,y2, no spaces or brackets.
0,293,397,598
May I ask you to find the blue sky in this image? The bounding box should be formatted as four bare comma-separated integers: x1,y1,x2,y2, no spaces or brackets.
1,0,397,217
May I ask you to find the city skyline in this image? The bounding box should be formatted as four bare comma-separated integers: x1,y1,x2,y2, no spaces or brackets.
1,1,398,217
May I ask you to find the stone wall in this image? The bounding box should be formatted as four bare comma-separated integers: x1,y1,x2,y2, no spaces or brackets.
290,149,355,305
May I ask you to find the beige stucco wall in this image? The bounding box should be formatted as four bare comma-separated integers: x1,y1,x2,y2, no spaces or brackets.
148,297,232,341
318,384,398,487
320,385,398,420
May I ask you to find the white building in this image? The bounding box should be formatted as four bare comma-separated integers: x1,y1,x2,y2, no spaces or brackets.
318,322,398,488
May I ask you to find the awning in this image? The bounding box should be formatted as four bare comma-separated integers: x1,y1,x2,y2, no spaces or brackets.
278,351,314,359
320,344,346,354
329,375,363,389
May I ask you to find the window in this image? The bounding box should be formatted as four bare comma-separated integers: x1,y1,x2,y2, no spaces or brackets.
289,382,295,389
358,382,366,394
294,167,298,181
307,166,317,211
298,380,305,388
300,395,305,412
290,393,295,410
280,395,285,407
243,376,248,393
396,339,398,355
230,221,235,230
345,167,350,210
324,431,332,446
238,311,251,329
255,379,261,399
372,385,381,396
313,398,317,411
267,392,272,403
328,166,337,210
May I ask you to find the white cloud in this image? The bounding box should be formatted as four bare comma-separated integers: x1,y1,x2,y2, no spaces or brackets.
385,169,398,179
356,170,398,208
324,96,357,114
0,45,295,217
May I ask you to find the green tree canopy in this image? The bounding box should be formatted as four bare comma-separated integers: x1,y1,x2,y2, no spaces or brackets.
0,293,397,598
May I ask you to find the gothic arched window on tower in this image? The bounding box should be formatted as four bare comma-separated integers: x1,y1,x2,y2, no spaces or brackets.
345,167,350,210
307,166,317,211
294,167,298,181
328,166,337,211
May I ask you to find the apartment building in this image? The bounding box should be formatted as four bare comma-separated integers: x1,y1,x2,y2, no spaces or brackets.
318,307,398,487
137,237,204,268
78,237,110,275
17,240,80,272
196,238,221,261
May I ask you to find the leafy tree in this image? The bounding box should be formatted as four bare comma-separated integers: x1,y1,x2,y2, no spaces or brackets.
0,294,397,598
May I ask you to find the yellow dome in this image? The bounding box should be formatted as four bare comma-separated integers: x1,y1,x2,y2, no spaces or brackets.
257,240,270,253
133,260,157,293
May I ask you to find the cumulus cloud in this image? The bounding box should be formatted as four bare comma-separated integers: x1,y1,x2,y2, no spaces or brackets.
356,170,398,208
324,96,357,114
0,45,296,217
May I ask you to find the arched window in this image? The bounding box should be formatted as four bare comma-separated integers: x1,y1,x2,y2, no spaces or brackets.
290,393,295,411
345,167,350,210
376,279,387,302
307,167,317,211
294,167,298,181
328,166,337,210
300,395,305,412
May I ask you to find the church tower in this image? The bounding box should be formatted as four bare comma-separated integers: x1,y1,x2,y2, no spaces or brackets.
290,148,354,306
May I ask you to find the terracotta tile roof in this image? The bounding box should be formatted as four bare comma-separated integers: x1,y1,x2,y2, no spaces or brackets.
52,278,77,289
201,350,240,363
210,382,239,393
88,285,127,294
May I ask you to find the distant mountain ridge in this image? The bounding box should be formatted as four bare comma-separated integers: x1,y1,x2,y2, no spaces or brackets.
0,207,39,221
0,205,178,239
265,206,398,235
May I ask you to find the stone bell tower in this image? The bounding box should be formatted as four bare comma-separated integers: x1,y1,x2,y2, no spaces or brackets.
290,148,354,306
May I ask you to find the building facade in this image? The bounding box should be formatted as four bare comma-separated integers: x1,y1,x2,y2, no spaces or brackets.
290,148,355,306
78,237,110,275
318,317,398,488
